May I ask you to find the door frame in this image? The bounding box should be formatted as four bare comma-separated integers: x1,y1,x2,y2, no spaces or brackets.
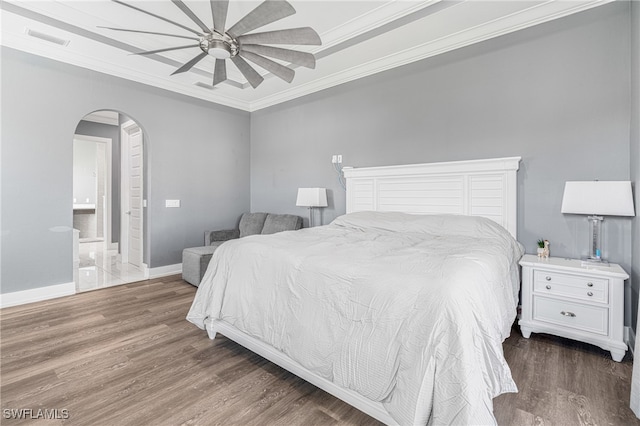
120,120,144,267
73,134,113,246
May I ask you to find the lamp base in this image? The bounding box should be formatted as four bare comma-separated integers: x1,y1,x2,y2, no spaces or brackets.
581,257,610,267
308,207,314,228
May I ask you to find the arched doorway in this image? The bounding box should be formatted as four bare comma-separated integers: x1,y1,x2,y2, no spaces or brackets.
72,110,147,292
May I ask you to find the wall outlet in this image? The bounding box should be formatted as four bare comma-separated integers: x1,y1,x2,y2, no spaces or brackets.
332,154,343,164
165,199,180,208
337,155,342,163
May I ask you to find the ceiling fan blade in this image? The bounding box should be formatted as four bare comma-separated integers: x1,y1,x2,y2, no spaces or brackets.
210,0,229,33
237,27,321,46
171,0,211,34
213,59,227,86
98,26,200,41
111,0,202,36
241,44,315,69
230,55,264,88
226,0,295,38
132,44,199,56
171,52,208,75
239,51,294,83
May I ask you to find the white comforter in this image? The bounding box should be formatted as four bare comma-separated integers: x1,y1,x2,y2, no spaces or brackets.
187,212,524,425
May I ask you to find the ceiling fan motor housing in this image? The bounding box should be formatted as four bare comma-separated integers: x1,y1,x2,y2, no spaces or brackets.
200,33,237,59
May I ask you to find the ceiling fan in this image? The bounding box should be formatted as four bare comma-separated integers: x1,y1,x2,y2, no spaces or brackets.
101,0,322,89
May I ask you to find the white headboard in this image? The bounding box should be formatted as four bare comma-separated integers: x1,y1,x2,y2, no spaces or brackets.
343,157,521,238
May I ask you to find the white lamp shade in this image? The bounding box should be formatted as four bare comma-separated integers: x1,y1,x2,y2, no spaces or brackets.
561,181,635,216
296,188,328,207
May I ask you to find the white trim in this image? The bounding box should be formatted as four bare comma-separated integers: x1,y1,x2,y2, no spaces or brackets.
148,263,182,279
249,1,613,111
0,282,76,309
310,1,440,56
120,122,130,264
342,157,521,178
207,319,398,426
82,110,119,126
120,119,144,268
2,1,613,112
0,13,251,112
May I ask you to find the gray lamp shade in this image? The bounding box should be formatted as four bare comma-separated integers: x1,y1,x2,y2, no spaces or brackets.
561,181,635,216
296,188,328,207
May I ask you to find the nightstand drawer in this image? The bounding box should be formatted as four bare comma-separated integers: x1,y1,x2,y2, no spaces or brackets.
533,296,608,335
533,280,607,303
533,270,608,301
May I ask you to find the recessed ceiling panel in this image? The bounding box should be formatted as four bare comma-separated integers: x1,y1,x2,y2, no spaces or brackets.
1,0,614,111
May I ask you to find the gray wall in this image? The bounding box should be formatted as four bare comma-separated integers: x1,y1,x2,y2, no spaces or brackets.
251,3,633,308
631,0,640,334
1,46,250,294
75,118,121,244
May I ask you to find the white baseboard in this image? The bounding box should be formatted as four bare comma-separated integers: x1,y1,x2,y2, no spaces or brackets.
148,263,182,279
0,282,76,309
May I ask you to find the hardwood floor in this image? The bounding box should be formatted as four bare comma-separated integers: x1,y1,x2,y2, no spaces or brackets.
1,275,638,425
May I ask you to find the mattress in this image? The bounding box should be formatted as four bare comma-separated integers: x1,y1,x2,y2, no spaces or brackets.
187,211,525,425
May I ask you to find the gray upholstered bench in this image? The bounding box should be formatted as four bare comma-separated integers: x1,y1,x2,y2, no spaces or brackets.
181,246,219,287
182,212,303,286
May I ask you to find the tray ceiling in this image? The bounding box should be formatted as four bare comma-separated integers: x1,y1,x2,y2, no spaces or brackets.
1,0,613,111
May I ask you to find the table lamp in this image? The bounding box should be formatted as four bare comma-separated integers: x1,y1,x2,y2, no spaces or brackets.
561,181,635,264
296,188,328,227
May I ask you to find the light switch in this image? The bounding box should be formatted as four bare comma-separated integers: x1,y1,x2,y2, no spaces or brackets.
165,199,180,208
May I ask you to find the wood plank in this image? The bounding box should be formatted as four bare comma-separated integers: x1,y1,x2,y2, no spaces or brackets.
1,276,638,425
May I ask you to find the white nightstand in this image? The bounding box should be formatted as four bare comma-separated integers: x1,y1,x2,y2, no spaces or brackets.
519,254,630,362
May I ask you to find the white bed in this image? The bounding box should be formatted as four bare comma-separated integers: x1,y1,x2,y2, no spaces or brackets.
187,157,523,425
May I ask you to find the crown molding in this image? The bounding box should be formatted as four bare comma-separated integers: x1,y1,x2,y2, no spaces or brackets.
2,0,614,113
312,0,441,54
0,12,252,111
248,0,613,111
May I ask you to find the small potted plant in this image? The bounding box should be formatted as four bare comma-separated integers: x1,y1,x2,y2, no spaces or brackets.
537,239,545,257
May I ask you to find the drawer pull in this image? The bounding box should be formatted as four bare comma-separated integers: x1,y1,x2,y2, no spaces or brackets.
587,291,593,297
546,285,551,290
587,282,594,287
561,311,576,317
545,276,552,281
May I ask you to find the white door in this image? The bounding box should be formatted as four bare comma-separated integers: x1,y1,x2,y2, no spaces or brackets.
121,121,144,268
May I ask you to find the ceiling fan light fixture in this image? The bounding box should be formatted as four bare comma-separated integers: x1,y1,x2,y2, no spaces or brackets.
207,39,231,59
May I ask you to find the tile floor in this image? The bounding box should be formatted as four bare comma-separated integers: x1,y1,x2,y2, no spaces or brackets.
74,241,147,292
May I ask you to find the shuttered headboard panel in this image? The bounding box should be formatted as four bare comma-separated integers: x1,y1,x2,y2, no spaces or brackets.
343,157,521,238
